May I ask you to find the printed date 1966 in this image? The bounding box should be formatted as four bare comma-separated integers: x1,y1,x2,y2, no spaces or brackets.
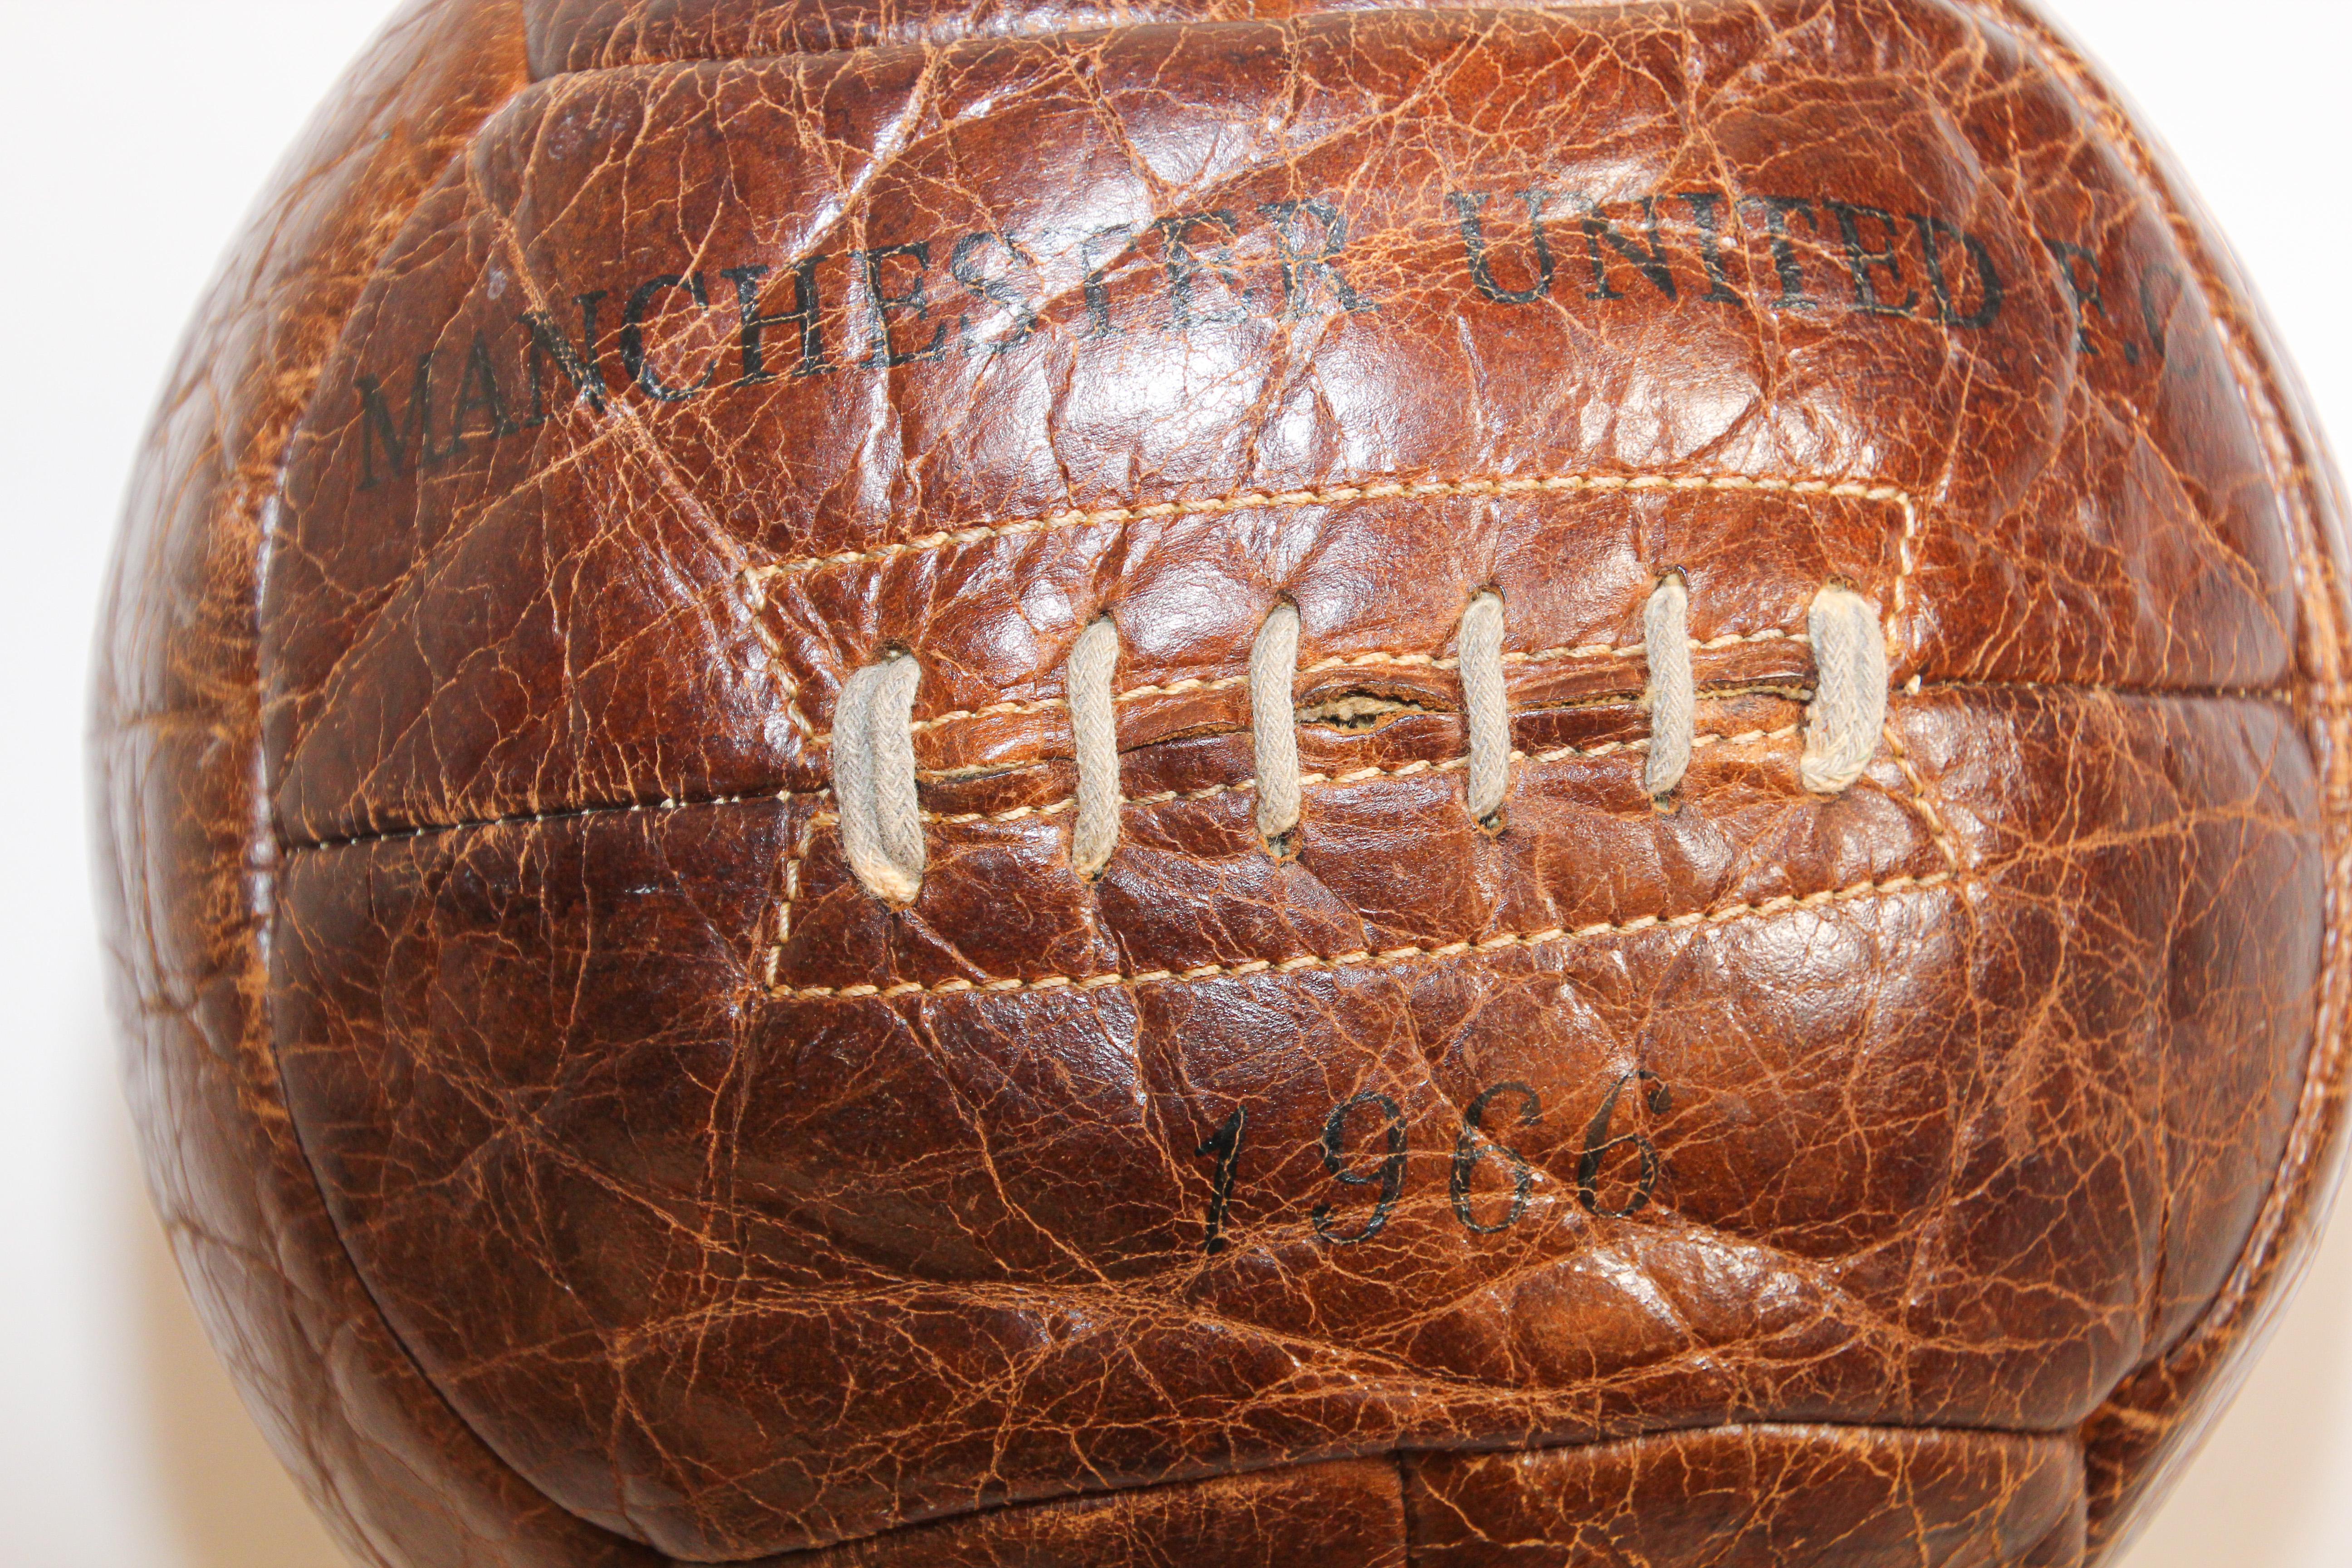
1194,1072,1675,1255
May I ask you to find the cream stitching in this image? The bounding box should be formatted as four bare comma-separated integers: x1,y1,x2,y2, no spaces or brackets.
1880,722,1965,871
738,569,824,745
743,472,1914,747
739,472,1917,584
1956,0,2342,1413
762,808,825,988
769,871,1959,1000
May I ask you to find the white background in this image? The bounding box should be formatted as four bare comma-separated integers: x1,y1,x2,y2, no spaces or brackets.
0,2,2344,1563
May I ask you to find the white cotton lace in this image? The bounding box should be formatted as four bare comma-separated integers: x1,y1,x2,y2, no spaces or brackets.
1067,615,1123,877
1642,575,1694,800
1800,585,1889,794
1249,603,1303,851
1458,591,1511,825
833,652,926,904
830,579,1888,898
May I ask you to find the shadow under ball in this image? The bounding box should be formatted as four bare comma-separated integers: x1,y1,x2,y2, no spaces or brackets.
90,0,2352,1564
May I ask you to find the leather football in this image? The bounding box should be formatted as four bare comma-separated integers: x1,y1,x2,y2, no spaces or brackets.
92,0,2352,1564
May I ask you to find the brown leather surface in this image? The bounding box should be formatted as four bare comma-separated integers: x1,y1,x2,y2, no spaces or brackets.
90,6,645,1566
93,0,2352,1564
1406,1425,2086,1568
745,1459,1408,1567
525,0,1641,73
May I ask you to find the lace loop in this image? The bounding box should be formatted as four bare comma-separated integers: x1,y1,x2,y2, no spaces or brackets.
1800,586,1888,794
833,653,926,903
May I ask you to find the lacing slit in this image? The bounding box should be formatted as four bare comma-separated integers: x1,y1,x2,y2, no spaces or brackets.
825,578,1890,899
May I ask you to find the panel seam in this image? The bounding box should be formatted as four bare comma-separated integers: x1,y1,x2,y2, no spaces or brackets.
271,679,2308,856
766,869,1961,1002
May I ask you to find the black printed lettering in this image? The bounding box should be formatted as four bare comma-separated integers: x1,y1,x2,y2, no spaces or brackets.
857,242,949,368
1080,223,1132,338
1577,1069,1670,1218
948,231,1041,352
2043,239,2107,353
1676,191,1741,304
1824,200,1917,317
2137,261,2184,366
450,331,515,450
622,273,718,402
1152,211,1250,330
1313,1091,1406,1245
1258,197,1376,317
1449,1082,1539,1235
357,354,438,490
340,183,2062,494
1195,1108,1247,1257
522,290,609,422
1911,213,2005,328
1579,196,1677,302
1449,189,1557,304
724,259,830,382
1744,195,1821,309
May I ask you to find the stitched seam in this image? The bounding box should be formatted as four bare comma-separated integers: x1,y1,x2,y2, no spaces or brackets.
742,471,1913,746
1926,678,2300,701
741,573,825,744
761,809,826,990
1395,1450,1417,1566
271,681,2312,855
742,472,1913,585
1876,459,1956,864
228,32,614,1564
1880,721,1965,872
536,16,1240,78
286,788,824,855
769,871,1960,1000
1970,14,2352,1535
279,730,1713,853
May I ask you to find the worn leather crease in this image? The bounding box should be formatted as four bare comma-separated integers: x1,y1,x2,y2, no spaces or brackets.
91,0,2352,1565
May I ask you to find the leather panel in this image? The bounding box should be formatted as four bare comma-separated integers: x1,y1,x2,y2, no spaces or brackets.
271,686,2319,1557
267,1,2291,848
772,1458,1405,1567
522,0,1634,74
95,0,2352,1562
1404,1425,2083,1568
85,5,662,1566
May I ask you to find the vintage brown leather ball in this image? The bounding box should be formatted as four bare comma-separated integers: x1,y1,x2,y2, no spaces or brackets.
92,0,2352,1563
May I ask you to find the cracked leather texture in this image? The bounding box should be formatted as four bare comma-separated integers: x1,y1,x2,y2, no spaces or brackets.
92,0,2352,1564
